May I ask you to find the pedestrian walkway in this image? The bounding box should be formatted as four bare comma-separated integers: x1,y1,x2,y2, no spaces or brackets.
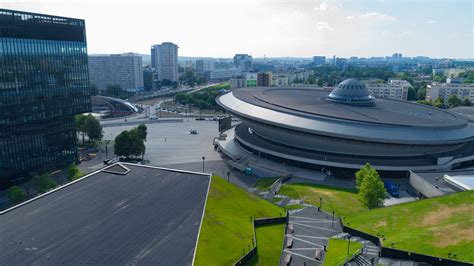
281,206,342,266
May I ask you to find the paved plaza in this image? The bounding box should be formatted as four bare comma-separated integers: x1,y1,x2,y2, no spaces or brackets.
102,120,222,166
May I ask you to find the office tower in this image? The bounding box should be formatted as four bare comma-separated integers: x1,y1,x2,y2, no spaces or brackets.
0,9,91,183
312,56,326,66
257,72,272,86
88,53,144,93
151,42,179,82
233,54,253,71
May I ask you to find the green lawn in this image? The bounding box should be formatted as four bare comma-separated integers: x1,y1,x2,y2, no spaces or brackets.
284,204,306,211
324,238,363,266
194,175,284,265
278,183,365,216
254,177,279,190
247,224,286,266
345,190,474,263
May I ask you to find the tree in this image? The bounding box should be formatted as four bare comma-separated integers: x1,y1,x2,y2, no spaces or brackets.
33,173,57,193
90,84,99,96
463,97,472,106
74,114,88,145
416,100,433,106
7,186,27,204
355,163,372,190
175,93,189,104
114,126,146,159
136,124,148,141
355,163,386,209
448,95,463,108
407,87,417,101
84,115,103,143
434,97,445,109
67,163,85,181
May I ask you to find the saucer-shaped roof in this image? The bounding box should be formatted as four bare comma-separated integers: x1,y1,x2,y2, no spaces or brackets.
327,78,375,106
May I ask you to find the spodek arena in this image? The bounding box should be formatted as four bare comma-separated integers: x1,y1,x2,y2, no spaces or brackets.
216,79,474,173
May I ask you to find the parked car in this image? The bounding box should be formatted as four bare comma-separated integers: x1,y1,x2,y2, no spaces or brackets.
103,158,118,165
190,129,198,134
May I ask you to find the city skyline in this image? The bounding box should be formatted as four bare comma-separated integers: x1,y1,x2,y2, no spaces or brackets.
2,0,473,59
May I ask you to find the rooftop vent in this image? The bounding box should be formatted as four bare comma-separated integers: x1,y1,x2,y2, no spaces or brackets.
102,163,131,175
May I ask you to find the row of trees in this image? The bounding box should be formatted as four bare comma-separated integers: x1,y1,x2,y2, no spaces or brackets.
417,95,471,109
75,114,103,145
308,66,397,87
179,66,207,87
114,124,148,159
174,84,229,110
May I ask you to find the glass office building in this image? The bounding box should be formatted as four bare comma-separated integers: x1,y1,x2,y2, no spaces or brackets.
0,9,91,184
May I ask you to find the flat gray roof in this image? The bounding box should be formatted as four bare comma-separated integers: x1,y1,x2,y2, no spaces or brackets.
411,169,474,194
0,163,210,265
232,87,465,127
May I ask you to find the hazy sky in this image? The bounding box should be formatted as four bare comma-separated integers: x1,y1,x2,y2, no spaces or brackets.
2,0,473,58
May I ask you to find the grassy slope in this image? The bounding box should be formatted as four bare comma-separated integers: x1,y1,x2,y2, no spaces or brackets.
194,175,284,266
279,183,365,216
345,190,474,263
324,238,363,266
247,224,286,266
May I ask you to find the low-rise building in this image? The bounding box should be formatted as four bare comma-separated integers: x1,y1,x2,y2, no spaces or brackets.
365,79,411,101
230,76,246,89
257,72,272,86
196,59,215,74
272,75,289,87
209,68,242,80
246,73,257,87
426,83,474,102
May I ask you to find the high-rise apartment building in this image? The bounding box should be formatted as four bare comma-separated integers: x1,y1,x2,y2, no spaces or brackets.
88,53,143,93
151,42,179,82
0,9,91,183
257,72,272,86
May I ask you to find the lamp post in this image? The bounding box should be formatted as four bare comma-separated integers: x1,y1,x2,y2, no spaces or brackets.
105,140,110,159
227,171,231,182
346,235,352,255
320,196,323,209
202,156,205,172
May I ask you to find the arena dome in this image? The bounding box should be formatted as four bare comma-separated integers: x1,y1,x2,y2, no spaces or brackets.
327,78,375,106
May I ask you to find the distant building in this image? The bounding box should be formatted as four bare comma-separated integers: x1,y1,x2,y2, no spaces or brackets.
313,56,326,66
245,73,258,87
365,79,411,101
272,75,289,87
143,68,158,90
233,54,253,71
0,9,91,183
432,68,465,78
209,68,241,80
89,53,144,93
257,72,272,87
392,53,403,59
230,77,246,89
426,83,474,102
151,42,179,82
195,59,215,74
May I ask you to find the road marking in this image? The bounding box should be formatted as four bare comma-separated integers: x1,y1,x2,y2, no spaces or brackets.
292,222,338,232
293,235,329,240
288,235,324,247
291,216,329,221
283,249,321,263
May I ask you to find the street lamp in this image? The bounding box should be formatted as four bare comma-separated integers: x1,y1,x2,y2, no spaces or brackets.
227,171,231,182
346,235,352,255
202,156,205,172
105,140,111,159
319,195,323,209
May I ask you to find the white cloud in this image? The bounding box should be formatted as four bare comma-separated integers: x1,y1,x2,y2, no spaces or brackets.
314,2,327,11
359,12,396,21
425,20,437,24
346,15,354,20
316,21,335,31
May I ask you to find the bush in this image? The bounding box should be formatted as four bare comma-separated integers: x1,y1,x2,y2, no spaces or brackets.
33,174,57,194
7,186,27,204
67,163,85,181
